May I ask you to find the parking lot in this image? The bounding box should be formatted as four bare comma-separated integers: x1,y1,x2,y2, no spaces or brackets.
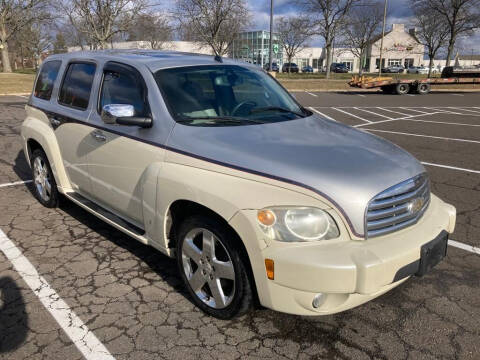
1,92,479,359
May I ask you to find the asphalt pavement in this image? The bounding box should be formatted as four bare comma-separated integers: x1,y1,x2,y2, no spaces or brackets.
0,93,479,359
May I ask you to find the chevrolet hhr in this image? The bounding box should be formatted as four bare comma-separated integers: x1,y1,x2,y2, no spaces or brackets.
22,51,456,319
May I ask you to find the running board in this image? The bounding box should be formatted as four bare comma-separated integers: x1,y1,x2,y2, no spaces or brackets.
64,192,148,243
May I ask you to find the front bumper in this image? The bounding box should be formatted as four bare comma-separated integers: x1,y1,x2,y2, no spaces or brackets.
229,194,456,316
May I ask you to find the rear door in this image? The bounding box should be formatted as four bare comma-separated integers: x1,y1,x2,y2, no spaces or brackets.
54,61,98,196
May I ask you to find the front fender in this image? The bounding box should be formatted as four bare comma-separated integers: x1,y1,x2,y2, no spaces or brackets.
153,161,333,253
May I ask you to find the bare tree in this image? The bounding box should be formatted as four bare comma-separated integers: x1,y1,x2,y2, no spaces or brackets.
276,16,312,73
341,0,383,75
61,0,148,50
0,0,49,72
410,1,450,76
300,0,359,78
23,21,52,68
127,13,173,50
174,0,249,56
419,0,480,66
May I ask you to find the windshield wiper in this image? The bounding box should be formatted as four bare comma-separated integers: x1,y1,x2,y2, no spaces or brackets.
177,116,265,125
250,106,305,117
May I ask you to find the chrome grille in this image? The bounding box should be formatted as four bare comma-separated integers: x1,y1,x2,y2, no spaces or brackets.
366,173,430,238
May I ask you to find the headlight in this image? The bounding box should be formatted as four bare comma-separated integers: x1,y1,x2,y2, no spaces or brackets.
257,207,339,242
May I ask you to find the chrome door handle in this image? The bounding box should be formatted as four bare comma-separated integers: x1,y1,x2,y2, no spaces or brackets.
91,130,106,141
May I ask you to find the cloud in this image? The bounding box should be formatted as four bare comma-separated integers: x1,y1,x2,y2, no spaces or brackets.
244,0,479,51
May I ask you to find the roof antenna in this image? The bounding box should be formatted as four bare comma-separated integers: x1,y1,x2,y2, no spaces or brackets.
214,55,223,63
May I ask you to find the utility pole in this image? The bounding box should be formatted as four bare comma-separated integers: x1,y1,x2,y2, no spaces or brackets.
378,0,388,76
269,0,274,72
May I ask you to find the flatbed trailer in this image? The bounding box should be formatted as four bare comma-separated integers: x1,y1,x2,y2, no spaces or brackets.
349,75,480,95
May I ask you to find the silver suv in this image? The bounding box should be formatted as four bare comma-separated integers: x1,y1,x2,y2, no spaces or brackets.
22,50,456,319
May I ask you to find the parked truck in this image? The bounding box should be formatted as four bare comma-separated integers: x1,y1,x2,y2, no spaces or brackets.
349,66,480,95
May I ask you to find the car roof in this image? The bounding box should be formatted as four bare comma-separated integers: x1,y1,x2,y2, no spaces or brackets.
45,49,258,73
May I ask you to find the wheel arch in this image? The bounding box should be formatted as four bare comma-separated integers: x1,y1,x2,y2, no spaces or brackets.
166,198,260,306
22,111,71,191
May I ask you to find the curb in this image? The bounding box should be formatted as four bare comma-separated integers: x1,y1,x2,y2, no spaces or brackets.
0,93,30,96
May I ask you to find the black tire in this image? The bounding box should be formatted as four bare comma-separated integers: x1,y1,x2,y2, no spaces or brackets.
395,83,410,95
30,148,59,208
176,215,253,319
416,82,431,95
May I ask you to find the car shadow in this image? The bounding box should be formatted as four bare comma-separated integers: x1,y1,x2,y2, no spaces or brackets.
0,276,28,353
58,200,187,296
13,150,32,182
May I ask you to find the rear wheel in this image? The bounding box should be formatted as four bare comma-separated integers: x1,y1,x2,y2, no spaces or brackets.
176,215,253,319
31,149,59,208
416,82,431,95
395,83,410,95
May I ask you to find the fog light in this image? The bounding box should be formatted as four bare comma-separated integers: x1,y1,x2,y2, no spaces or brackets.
312,293,326,308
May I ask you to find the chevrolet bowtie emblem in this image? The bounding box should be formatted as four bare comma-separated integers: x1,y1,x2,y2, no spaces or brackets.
408,197,424,213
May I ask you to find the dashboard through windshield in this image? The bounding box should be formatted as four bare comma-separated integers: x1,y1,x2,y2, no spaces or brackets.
154,65,308,126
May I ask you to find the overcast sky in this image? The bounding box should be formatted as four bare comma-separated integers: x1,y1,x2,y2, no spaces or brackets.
245,0,480,55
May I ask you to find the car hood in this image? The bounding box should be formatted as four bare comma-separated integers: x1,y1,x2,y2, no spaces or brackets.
166,114,425,237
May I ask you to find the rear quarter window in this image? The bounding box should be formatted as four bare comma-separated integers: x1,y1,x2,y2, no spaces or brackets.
59,62,96,110
34,60,62,100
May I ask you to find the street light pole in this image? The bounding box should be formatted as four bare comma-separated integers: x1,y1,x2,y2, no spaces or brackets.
378,0,388,76
269,0,274,72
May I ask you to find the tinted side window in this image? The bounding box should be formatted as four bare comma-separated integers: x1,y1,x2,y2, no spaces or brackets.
99,68,147,116
59,63,96,110
34,61,62,100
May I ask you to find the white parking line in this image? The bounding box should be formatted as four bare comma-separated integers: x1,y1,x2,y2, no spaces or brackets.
356,116,480,128
451,94,464,96
333,107,372,123
421,162,480,174
425,107,463,115
357,94,366,98
16,95,29,99
449,240,480,254
356,107,394,119
305,91,318,97
309,107,337,121
0,180,32,188
365,129,480,144
401,107,430,114
378,107,410,117
0,229,115,360
449,107,480,115
354,112,441,127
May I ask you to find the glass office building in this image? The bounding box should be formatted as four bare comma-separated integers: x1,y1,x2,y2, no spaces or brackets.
231,31,283,68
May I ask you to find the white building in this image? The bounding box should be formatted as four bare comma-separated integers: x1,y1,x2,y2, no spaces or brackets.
67,27,479,73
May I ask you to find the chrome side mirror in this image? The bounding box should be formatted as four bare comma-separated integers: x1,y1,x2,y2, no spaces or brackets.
101,104,135,124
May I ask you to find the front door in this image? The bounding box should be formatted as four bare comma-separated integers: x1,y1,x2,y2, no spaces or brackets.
86,62,162,226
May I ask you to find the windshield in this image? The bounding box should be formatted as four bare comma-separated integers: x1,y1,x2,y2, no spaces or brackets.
154,65,307,126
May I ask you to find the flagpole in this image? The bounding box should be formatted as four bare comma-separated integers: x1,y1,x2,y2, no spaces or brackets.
378,0,388,76
269,0,274,72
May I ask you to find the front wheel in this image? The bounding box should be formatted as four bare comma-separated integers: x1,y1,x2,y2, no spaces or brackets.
176,215,253,319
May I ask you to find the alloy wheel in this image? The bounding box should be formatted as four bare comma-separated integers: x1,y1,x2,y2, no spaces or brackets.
33,156,52,202
181,228,236,309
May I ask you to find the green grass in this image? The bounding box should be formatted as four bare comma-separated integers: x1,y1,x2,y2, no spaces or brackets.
0,73,35,94
13,68,38,75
